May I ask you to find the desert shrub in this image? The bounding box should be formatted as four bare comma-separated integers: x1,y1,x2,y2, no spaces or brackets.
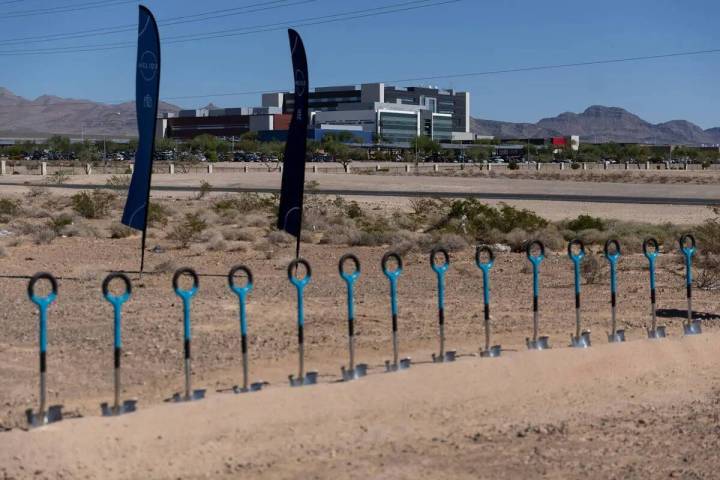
0,198,19,217
446,199,548,237
696,208,720,255
48,213,74,234
305,180,320,191
26,186,47,198
71,190,115,219
267,230,293,245
109,223,133,239
566,214,605,232
508,162,519,170
571,162,581,170
581,253,603,284
696,254,720,290
346,201,363,219
105,175,131,189
535,225,565,251
207,231,227,251
213,194,276,215
148,202,172,227
320,223,362,245
168,212,207,248
409,197,442,217
196,180,212,200
32,226,56,245
504,228,529,252
355,215,394,246
0,245,7,257
437,233,469,252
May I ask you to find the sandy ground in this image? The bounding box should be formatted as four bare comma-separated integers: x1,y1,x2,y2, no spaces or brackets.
0,172,716,225
0,237,719,478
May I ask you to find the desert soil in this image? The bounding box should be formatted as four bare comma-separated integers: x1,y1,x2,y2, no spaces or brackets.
1,234,719,478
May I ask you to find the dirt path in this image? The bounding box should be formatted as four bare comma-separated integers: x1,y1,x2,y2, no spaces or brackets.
1,333,719,479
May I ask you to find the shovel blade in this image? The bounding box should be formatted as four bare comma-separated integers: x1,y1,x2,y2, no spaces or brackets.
647,326,667,339
683,320,702,335
26,405,63,428
481,345,502,357
101,400,138,416
570,331,591,348
341,364,368,381
526,336,550,350
607,330,626,343
432,351,457,363
289,371,318,387
385,358,412,373
171,389,206,402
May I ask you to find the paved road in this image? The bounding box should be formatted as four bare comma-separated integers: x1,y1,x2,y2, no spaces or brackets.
1,171,717,206
2,180,717,206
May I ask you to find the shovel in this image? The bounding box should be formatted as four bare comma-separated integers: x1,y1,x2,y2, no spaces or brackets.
476,245,501,357
228,265,265,393
100,273,138,416
568,239,591,348
288,259,318,387
604,239,626,343
430,247,456,363
643,238,666,339
25,272,63,428
171,268,206,402
382,252,411,372
680,234,702,335
525,241,550,350
339,254,368,381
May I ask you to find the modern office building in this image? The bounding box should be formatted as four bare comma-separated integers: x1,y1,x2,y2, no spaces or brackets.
159,82,472,145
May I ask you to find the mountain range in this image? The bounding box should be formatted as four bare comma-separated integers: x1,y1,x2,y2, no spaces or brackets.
471,105,720,145
0,87,718,145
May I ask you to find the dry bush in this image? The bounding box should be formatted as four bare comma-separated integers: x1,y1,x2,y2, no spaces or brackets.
148,202,173,227
71,190,115,219
696,254,720,290
536,225,566,252
26,186,47,198
581,253,603,285
47,213,74,235
320,223,362,245
206,231,228,251
168,212,207,248
32,226,56,245
268,230,293,245
105,175,131,189
504,228,529,252
61,221,99,238
0,245,7,257
0,198,19,218
437,233,469,252
196,180,212,200
109,223,133,239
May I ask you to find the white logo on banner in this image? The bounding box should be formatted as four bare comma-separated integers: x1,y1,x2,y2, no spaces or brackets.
138,50,158,82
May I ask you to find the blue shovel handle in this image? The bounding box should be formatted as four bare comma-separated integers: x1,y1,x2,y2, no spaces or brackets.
288,259,312,327
526,240,545,298
102,273,132,349
643,238,659,289
679,234,696,286
173,268,199,341
339,254,360,323
28,272,58,354
475,245,494,304
382,252,403,317
567,239,585,295
228,265,253,336
430,247,450,311
604,239,622,293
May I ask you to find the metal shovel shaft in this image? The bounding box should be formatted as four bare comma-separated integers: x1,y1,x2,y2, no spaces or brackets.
39,368,46,420
484,303,490,351
532,300,539,342
438,321,445,358
575,307,581,339
241,334,249,391
392,329,398,366
184,355,191,399
114,346,121,411
348,334,355,371
687,290,693,325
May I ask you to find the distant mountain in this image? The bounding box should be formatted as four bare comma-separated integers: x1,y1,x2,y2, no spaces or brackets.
0,87,180,138
472,105,720,145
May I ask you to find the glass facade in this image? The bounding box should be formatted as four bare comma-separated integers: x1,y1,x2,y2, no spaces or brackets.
432,115,453,142
378,111,418,143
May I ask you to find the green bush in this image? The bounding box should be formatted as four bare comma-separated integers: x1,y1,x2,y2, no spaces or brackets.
346,201,363,219
0,198,19,217
48,213,73,234
71,190,115,219
567,214,606,232
169,212,207,248
445,199,548,237
196,180,212,200
213,194,276,215
148,202,172,227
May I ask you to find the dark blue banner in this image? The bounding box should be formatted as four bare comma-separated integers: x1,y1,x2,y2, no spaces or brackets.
277,29,309,238
122,5,160,231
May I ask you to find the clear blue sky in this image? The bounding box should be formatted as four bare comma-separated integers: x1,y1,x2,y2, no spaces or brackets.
1,0,718,128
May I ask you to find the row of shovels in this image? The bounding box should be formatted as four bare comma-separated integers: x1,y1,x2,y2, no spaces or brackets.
23,234,701,428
